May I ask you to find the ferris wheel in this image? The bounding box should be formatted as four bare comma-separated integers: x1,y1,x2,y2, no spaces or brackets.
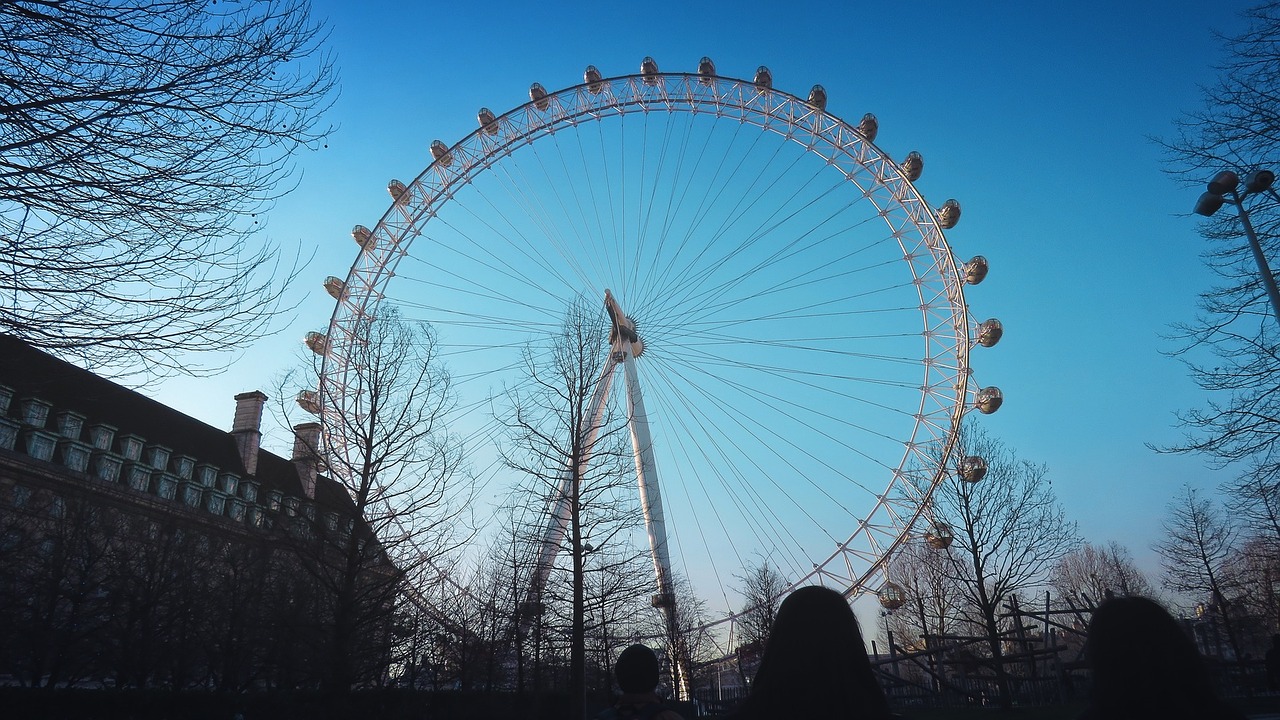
307,58,1002,643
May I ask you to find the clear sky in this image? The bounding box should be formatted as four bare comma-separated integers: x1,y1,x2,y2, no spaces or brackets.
148,0,1261,624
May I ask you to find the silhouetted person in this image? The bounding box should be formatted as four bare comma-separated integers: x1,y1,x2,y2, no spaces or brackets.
595,644,683,720
1267,634,1280,691
730,585,894,720
1082,595,1245,720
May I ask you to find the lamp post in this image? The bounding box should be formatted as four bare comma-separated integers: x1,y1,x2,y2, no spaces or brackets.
1194,168,1280,326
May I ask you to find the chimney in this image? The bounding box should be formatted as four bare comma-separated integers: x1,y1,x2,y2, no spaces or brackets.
230,391,267,477
292,422,322,499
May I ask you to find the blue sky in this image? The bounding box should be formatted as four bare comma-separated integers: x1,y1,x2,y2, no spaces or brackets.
150,0,1259,617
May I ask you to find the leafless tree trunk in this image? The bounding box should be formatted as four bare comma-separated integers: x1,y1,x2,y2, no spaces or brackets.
1155,485,1244,660
732,558,787,682
924,425,1079,710
499,298,644,720
0,0,336,375
278,308,465,694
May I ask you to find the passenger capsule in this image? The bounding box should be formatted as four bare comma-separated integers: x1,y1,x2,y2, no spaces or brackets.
753,65,773,89
387,179,408,204
937,199,961,229
351,225,372,249
963,255,989,285
974,386,1003,415
323,276,347,300
976,318,1003,348
641,56,660,85
959,455,988,483
296,390,321,415
698,57,716,85
878,582,907,610
584,65,604,93
901,151,923,182
924,522,954,549
857,113,878,142
529,82,550,111
430,140,453,167
477,107,499,135
304,331,329,356
807,84,827,111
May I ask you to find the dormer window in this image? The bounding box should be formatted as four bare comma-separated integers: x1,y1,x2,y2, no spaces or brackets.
170,455,195,480
22,429,57,461
179,480,202,508
87,423,116,451
143,444,170,471
194,464,217,488
239,479,259,503
267,490,283,512
154,474,178,501
93,454,122,484
0,384,13,415
283,496,300,517
0,417,19,452
216,472,239,496
325,511,339,531
54,411,84,439
116,434,144,461
20,398,51,427
205,489,227,516
57,439,91,473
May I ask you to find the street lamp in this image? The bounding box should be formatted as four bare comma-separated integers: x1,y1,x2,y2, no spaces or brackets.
1194,168,1280,326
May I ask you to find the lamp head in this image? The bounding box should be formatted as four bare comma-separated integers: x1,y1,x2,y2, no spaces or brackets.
1194,191,1226,217
1207,170,1240,195
1246,169,1276,193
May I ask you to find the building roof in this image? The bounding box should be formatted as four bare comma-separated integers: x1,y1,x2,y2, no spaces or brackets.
0,334,357,519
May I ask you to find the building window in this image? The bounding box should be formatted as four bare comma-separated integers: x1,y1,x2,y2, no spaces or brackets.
94,454,123,484
171,455,195,480
240,479,259,503
22,430,56,461
125,464,151,493
58,440,91,473
54,411,84,440
267,491,283,513
283,496,300,517
87,423,116,451
0,418,19,451
12,485,31,508
205,489,227,516
180,481,203,508
195,464,218,488
144,445,171,471
117,434,144,461
155,474,178,501
20,398,51,427
217,472,239,496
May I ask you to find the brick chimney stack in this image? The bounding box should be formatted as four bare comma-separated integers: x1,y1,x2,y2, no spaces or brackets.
230,391,267,477
292,422,322,499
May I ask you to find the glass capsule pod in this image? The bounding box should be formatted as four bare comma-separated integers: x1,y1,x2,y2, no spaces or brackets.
753,65,773,89
976,318,1003,348
974,386,1003,415
296,390,321,415
937,199,961,229
529,82,549,111
807,84,827,111
584,65,604,93
901,151,923,182
878,582,907,610
430,140,453,167
387,179,408,203
924,522,954,549
351,224,372,249
304,331,329,356
959,455,988,483
963,255,989,285
323,276,347,300
857,113,878,142
640,56,660,85
698,57,716,85
477,107,499,135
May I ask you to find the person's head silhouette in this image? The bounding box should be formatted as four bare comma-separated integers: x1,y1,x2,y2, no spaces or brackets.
1083,595,1243,720
615,643,661,694
735,585,892,720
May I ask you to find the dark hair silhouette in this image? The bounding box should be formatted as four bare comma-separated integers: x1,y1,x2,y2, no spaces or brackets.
615,643,660,693
733,585,892,720
1083,596,1244,720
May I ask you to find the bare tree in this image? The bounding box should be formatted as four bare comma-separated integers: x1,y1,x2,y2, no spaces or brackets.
732,558,787,681
0,0,335,375
279,308,464,692
499,298,643,720
924,425,1079,709
1158,3,1280,505
1155,485,1244,659
1051,541,1154,607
